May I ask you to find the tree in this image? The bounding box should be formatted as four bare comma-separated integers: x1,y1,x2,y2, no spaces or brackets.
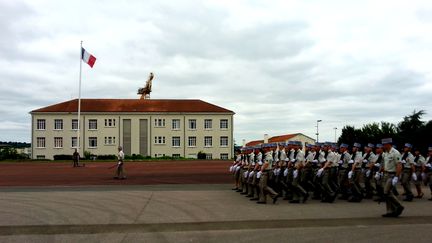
397,110,426,145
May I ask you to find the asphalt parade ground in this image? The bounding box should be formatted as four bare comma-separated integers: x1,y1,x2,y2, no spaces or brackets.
0,161,431,242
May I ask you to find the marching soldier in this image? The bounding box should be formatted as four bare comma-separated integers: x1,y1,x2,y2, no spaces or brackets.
413,148,425,198
373,144,385,202
301,144,316,194
400,143,415,201
381,138,404,217
230,151,242,190
317,142,337,203
245,148,256,198
363,143,376,199
249,147,263,201
348,143,363,202
337,144,351,200
283,141,296,200
424,147,432,201
290,141,309,203
312,143,324,200
257,145,279,204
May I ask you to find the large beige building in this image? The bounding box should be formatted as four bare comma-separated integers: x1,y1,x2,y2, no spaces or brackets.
30,99,234,160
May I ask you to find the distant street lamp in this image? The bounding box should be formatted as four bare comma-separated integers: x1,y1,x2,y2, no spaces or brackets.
316,120,322,142
334,127,338,143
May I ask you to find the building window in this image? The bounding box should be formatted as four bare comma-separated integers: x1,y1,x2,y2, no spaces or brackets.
188,136,196,147
88,119,97,130
104,119,116,127
36,155,45,159
220,119,228,129
154,119,165,127
104,136,116,145
204,119,212,129
188,119,197,130
206,153,213,160
71,137,78,148
204,136,212,147
172,154,181,158
154,136,166,144
220,136,229,147
72,119,79,130
89,137,97,148
220,153,229,160
36,137,45,148
172,119,180,130
54,119,63,130
54,137,63,148
172,136,180,147
36,119,46,130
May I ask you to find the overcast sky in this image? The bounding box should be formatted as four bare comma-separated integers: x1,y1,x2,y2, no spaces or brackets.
1,0,432,144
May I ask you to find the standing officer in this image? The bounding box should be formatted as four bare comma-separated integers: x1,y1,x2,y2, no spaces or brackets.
114,146,126,180
400,143,415,201
72,149,80,167
257,145,279,204
381,138,404,217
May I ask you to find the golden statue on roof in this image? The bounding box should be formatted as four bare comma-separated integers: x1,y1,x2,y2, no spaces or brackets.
138,72,154,99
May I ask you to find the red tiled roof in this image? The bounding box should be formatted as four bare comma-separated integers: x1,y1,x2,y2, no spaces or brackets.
268,134,298,143
31,99,234,113
245,140,264,147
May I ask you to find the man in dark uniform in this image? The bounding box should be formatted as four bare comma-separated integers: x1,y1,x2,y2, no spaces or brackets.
72,149,79,167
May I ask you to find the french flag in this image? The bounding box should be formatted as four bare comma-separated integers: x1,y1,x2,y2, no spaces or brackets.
81,47,96,68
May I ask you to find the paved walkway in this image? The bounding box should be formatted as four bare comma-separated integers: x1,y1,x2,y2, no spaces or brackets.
1,184,431,242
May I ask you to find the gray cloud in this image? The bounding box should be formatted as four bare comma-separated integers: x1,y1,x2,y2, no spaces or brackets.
0,0,432,144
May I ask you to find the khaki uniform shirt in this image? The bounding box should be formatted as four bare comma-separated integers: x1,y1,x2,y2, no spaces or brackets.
265,151,274,169
401,152,415,169
294,149,305,166
383,148,401,172
340,151,352,169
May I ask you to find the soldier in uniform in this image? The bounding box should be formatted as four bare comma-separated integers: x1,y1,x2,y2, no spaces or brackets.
114,146,126,180
72,149,80,167
362,143,376,199
424,147,432,201
348,143,363,202
276,142,288,197
301,144,316,194
245,148,256,198
249,147,263,201
373,144,385,202
337,144,352,200
283,141,296,200
413,148,425,198
400,143,415,201
381,138,404,217
290,141,309,203
317,142,337,203
230,151,242,190
257,145,279,204
312,143,324,200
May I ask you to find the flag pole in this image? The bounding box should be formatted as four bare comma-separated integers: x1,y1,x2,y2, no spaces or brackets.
77,40,83,164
